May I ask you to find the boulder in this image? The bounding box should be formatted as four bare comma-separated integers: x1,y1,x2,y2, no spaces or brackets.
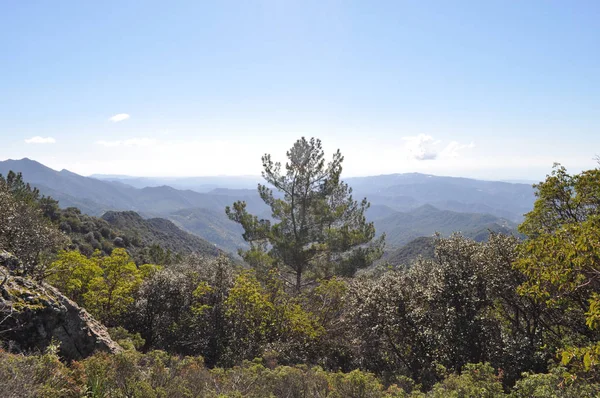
0,261,121,360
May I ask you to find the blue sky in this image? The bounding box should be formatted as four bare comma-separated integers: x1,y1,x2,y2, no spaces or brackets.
1,1,598,180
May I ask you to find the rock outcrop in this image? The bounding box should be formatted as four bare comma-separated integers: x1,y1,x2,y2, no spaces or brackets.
0,253,121,360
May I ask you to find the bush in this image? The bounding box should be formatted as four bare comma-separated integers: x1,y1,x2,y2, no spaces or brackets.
0,349,423,397
427,363,504,398
109,327,145,351
0,345,81,398
510,366,600,397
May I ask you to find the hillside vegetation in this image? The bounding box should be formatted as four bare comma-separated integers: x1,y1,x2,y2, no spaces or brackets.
169,207,246,253
2,139,599,396
101,210,220,259
1,171,221,266
382,236,437,268
374,204,516,247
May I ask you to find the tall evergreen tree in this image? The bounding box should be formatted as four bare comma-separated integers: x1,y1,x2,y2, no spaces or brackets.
226,137,383,292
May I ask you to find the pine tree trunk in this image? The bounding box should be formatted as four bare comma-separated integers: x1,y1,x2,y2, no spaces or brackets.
295,268,302,293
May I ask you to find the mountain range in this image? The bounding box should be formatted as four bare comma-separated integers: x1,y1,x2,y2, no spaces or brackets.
0,158,535,254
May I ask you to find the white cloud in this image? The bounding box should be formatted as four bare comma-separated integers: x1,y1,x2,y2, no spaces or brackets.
95,138,157,147
24,136,56,144
402,134,475,161
402,134,441,160
440,141,476,158
108,113,130,122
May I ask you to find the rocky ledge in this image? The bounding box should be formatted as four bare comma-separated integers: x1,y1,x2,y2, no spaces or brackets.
1,251,121,360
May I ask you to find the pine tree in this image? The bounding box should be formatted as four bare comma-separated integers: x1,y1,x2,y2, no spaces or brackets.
226,137,383,292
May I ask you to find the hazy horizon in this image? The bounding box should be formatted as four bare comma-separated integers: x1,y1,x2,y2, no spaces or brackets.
1,156,540,184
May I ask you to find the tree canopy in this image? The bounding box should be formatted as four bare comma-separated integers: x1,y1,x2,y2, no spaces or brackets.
226,137,384,291
0,172,66,278
516,164,600,378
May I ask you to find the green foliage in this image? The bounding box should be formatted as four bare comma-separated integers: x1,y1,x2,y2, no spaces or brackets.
83,248,145,325
5,345,600,397
0,347,429,397
9,160,600,396
58,208,198,265
20,346,600,398
519,164,600,237
45,248,158,327
0,172,67,278
327,368,389,398
345,233,549,388
0,173,216,268
102,211,219,263
47,250,102,303
223,269,323,365
0,344,82,398
516,217,600,307
126,255,343,368
0,171,182,279
428,363,504,398
515,164,600,378
1,171,45,206
58,206,119,258
128,254,236,364
223,271,277,359
227,137,384,292
109,327,146,351
510,366,600,397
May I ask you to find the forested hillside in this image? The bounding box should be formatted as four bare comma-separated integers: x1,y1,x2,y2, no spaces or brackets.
169,207,246,253
0,171,220,266
101,210,220,259
381,236,437,268
373,204,516,247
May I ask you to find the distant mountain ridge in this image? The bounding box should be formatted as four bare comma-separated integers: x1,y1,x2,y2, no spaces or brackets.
346,173,534,222
85,165,535,223
90,174,262,192
93,170,534,220
374,204,517,247
0,158,266,216
0,158,534,252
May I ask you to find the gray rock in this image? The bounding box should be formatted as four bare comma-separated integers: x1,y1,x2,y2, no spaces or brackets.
0,264,122,360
